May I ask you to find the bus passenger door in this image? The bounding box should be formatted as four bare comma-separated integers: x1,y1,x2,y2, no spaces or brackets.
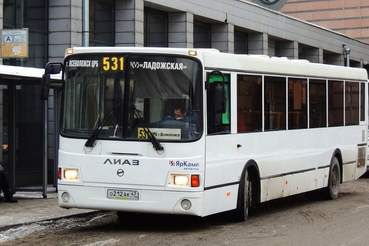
203,72,236,216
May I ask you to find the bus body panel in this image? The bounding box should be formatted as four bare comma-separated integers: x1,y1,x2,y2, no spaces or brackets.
204,125,367,204
202,184,239,217
58,184,204,216
58,136,206,214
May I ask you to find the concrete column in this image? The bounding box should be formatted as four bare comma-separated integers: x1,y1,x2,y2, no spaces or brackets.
48,0,82,62
268,39,276,57
318,48,323,63
115,0,144,47
248,33,268,55
168,12,193,48
211,23,234,53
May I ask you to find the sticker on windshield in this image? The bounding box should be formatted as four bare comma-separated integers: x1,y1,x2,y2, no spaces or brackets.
130,61,187,71
138,128,181,140
67,60,99,68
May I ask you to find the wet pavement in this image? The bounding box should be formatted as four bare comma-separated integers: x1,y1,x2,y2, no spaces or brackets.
0,190,95,230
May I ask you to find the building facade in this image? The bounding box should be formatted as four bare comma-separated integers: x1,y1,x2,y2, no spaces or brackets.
1,0,369,192
249,0,369,44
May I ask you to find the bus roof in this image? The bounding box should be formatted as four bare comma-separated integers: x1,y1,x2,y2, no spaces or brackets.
66,46,209,57
200,50,368,81
66,47,368,82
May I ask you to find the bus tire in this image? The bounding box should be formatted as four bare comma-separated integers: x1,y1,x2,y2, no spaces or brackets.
325,156,341,200
234,168,252,222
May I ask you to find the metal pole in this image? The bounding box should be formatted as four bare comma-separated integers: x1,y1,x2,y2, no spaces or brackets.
343,43,351,67
82,0,89,47
42,98,48,198
9,85,16,195
346,53,350,67
53,89,59,190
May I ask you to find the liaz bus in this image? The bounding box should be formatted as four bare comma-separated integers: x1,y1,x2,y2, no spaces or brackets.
41,47,368,221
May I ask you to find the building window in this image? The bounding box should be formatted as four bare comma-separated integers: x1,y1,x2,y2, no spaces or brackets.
90,0,115,46
144,8,168,47
194,21,211,48
234,31,248,54
3,0,47,68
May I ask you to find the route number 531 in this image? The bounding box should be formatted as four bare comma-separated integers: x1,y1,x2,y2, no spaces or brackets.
102,57,124,71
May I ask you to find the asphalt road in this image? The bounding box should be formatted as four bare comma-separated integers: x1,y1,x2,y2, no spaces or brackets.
2,173,369,246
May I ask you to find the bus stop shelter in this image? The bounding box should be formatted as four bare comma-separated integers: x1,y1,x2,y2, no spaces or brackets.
0,65,61,198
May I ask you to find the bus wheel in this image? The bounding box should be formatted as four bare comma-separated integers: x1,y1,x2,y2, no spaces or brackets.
325,156,341,200
234,169,252,221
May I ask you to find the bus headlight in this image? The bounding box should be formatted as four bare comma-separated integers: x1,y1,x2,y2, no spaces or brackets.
174,175,189,186
63,169,79,180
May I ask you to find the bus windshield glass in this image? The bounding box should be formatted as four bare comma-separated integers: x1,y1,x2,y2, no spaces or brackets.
62,54,203,142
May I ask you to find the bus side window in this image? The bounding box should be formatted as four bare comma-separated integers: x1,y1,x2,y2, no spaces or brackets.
237,75,262,132
309,79,327,128
264,76,286,130
328,80,344,127
207,73,230,134
345,81,359,126
288,78,307,130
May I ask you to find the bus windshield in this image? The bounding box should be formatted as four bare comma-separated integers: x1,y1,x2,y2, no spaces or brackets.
61,54,203,142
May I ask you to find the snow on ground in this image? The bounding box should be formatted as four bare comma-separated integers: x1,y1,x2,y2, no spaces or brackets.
0,212,109,244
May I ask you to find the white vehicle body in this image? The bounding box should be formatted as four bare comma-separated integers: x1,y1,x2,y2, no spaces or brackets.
52,47,367,220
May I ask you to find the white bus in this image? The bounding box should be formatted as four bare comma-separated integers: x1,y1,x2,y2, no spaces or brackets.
42,47,368,221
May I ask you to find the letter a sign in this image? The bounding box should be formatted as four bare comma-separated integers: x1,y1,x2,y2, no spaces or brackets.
1,29,29,58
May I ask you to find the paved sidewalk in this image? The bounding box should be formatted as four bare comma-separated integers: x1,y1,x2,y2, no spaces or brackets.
0,191,95,229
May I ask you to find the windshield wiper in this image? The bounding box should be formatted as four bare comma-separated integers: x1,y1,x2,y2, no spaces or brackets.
85,104,119,148
131,103,164,151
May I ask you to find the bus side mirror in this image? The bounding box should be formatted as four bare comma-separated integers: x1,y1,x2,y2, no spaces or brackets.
40,74,51,100
40,63,62,100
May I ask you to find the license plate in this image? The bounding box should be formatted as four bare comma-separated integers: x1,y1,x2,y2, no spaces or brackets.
107,189,139,200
